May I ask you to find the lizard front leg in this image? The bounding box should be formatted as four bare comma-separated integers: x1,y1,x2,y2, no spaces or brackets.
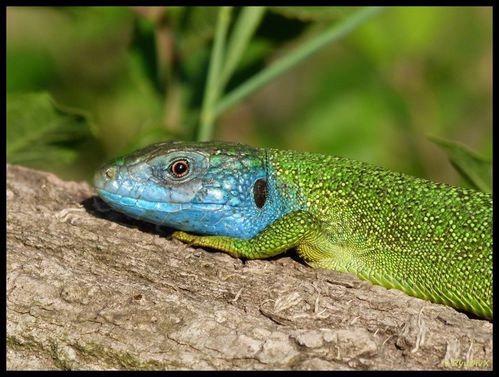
172,210,322,260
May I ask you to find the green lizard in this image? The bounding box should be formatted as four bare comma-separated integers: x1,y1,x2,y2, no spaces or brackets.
94,141,492,319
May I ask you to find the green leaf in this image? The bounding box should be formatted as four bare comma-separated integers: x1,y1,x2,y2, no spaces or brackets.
428,136,492,193
7,48,57,93
7,92,95,168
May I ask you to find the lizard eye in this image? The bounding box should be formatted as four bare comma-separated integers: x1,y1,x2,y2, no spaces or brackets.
169,159,190,178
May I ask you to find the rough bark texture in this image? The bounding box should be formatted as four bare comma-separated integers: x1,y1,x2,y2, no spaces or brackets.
6,164,493,371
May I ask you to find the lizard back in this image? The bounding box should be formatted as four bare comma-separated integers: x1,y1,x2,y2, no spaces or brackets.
266,148,492,318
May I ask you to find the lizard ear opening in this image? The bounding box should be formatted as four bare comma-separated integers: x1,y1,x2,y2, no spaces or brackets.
253,178,268,209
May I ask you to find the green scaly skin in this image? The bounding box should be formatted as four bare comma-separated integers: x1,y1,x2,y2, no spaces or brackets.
94,143,492,319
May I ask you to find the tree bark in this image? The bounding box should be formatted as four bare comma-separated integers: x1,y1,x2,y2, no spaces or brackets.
6,164,492,370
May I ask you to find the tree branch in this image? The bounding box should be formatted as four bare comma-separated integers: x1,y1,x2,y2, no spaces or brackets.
7,164,492,370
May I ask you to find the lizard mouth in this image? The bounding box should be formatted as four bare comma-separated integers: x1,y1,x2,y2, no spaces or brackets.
96,189,230,212
95,188,237,229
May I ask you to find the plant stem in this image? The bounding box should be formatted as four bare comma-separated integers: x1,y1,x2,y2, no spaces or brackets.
198,6,233,142
214,6,384,118
219,7,266,91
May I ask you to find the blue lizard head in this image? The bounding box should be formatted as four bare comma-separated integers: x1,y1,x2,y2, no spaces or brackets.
94,141,287,238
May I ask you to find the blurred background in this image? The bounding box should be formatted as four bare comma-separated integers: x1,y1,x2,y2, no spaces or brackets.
6,6,492,189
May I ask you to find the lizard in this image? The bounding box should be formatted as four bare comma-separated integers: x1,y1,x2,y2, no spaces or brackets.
94,141,492,320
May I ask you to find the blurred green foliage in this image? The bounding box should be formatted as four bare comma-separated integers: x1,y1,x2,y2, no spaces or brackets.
7,6,491,190
7,92,96,174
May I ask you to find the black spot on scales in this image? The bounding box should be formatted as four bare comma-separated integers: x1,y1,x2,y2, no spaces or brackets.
253,179,268,209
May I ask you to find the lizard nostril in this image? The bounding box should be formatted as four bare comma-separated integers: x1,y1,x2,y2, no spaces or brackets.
105,166,117,180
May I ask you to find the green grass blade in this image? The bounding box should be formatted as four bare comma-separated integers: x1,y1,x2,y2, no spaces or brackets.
215,6,384,117
219,7,266,91
198,6,233,142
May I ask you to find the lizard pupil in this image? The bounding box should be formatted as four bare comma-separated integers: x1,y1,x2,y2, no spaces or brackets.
170,160,189,178
253,178,268,208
